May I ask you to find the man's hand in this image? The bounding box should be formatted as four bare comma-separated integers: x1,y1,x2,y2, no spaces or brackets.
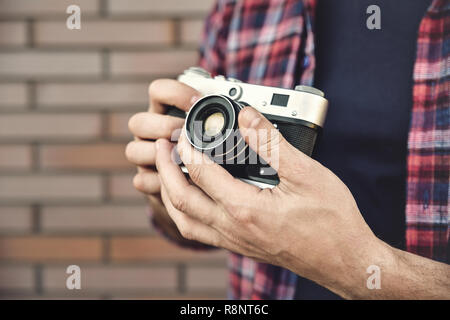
126,79,202,244
155,106,450,299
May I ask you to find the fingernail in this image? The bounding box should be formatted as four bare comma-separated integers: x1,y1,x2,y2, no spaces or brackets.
155,139,161,151
240,107,261,128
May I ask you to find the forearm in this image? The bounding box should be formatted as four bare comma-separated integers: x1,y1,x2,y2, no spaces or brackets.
299,237,450,299
378,245,450,299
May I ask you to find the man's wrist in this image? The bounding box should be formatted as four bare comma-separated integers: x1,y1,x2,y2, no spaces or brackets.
324,235,394,299
342,237,397,299
285,231,396,299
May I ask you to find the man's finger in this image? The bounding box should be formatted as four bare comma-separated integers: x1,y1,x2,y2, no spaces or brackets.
128,112,184,140
148,79,201,113
126,140,156,166
177,132,259,205
155,138,219,226
160,186,222,247
133,169,160,194
238,106,308,179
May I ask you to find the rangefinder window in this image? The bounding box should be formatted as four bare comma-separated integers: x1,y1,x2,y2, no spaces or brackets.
271,94,290,107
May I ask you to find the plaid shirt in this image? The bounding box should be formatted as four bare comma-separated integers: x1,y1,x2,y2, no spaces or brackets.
153,0,449,299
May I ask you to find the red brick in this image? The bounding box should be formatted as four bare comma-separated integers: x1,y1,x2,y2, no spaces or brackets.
11,294,102,300
108,0,214,15
0,206,32,233
0,266,34,291
36,83,148,109
110,50,198,77
112,293,227,300
0,83,28,109
109,173,144,201
0,236,102,262
110,236,227,262
41,205,152,233
35,21,174,47
43,265,177,292
0,52,102,79
186,266,228,291
0,22,27,47
180,20,204,45
108,112,134,138
0,0,99,17
0,145,32,170
0,174,103,203
0,113,101,142
40,143,131,170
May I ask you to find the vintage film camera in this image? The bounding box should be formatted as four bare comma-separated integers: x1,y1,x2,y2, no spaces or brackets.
166,67,328,189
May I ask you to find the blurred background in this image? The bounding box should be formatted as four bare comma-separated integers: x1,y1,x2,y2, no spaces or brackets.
0,0,228,299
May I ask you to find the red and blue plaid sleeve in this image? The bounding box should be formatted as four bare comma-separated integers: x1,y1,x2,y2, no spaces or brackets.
198,0,235,76
406,0,449,263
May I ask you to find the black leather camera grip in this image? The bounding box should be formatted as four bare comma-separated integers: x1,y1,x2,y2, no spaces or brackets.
165,106,187,119
276,123,318,157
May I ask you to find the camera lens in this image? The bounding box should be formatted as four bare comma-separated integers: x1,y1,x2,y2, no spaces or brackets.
204,112,225,137
185,95,249,164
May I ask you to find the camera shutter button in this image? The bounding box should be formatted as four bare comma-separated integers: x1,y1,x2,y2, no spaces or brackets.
294,85,324,97
227,77,242,83
186,67,212,78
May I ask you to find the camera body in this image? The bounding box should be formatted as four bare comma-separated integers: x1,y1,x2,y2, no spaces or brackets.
168,67,328,189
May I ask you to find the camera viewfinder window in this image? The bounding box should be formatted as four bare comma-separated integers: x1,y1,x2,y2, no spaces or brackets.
271,94,290,107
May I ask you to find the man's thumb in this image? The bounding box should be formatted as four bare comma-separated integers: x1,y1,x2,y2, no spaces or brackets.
238,106,296,175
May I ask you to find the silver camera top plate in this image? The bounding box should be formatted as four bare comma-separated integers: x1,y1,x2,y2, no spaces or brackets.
178,67,328,128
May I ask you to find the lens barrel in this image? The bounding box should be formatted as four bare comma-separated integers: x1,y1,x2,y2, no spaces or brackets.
185,95,249,164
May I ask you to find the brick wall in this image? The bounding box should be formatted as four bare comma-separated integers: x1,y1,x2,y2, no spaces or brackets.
0,0,228,299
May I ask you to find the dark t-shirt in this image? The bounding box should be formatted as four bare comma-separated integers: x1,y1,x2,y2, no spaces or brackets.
295,0,431,299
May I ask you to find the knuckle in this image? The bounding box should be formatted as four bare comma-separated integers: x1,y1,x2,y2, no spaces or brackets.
148,79,163,97
171,193,188,212
263,130,282,152
226,202,254,224
180,229,193,241
266,245,283,258
236,208,254,224
132,174,143,191
128,113,143,133
210,236,222,248
179,228,193,240
176,219,193,240
160,118,172,135
134,173,160,195
125,141,136,162
176,139,185,157
187,165,202,184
